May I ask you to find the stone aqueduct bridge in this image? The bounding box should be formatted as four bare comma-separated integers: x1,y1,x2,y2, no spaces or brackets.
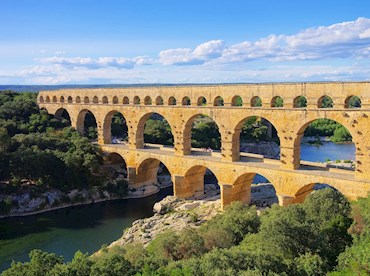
38,82,370,208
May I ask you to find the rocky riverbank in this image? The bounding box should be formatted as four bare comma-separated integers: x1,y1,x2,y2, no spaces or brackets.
0,180,171,219
108,183,278,249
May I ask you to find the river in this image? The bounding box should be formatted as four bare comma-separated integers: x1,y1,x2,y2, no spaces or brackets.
0,187,173,271
0,142,355,271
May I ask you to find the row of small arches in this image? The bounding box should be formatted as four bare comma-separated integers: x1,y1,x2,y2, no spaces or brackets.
39,94,362,108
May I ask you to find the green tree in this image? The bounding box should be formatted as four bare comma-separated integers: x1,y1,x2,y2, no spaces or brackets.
2,250,63,276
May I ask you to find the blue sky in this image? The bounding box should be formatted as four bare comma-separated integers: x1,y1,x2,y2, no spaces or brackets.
1,0,370,84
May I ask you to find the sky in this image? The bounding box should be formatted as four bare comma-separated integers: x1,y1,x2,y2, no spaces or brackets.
1,0,370,84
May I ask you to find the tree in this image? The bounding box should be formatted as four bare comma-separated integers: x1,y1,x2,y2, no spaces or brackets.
2,250,63,276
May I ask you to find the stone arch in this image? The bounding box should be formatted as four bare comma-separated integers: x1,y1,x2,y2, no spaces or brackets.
318,95,333,108
231,95,243,106
183,113,221,154
123,96,129,104
135,112,174,148
104,152,128,179
46,96,50,103
229,172,278,206
197,96,207,106
52,96,57,103
144,96,152,105
213,96,224,106
102,110,128,144
134,96,140,105
76,96,81,103
84,96,90,103
292,183,342,204
60,96,65,103
293,96,307,108
345,95,361,108
294,117,355,170
102,96,108,104
232,116,281,161
93,96,99,103
168,96,177,105
67,96,73,103
155,96,164,105
112,96,119,104
39,96,44,103
55,108,71,123
180,165,220,198
135,157,173,189
271,96,284,107
251,96,262,107
76,109,98,140
182,96,191,106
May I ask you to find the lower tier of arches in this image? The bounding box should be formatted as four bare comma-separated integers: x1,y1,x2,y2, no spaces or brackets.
100,144,370,209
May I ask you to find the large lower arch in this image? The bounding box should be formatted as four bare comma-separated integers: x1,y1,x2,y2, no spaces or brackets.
176,165,219,199
232,116,280,161
103,152,128,179
135,157,173,191
102,110,128,144
76,109,98,140
292,183,342,204
183,114,221,154
55,108,71,124
226,172,278,207
135,112,174,149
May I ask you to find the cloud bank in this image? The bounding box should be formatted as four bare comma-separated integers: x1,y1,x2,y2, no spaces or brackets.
5,17,370,84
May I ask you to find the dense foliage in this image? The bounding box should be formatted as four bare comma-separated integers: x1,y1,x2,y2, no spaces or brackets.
0,91,103,199
305,119,352,142
3,189,369,275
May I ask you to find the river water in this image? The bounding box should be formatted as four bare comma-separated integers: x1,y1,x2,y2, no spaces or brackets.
0,142,355,271
0,188,173,271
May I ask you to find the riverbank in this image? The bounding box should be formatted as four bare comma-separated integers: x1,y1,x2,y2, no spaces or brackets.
0,180,172,219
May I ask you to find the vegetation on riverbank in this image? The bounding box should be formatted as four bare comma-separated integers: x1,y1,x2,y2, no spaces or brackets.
0,91,128,216
2,189,369,275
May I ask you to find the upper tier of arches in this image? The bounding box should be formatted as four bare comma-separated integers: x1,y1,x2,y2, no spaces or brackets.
38,83,368,109
38,94,364,109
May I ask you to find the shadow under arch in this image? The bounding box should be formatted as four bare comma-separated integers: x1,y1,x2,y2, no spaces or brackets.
135,157,173,195
295,118,355,170
232,116,280,161
135,112,174,149
181,165,220,199
103,152,128,179
231,95,243,106
76,109,98,140
183,113,221,154
345,95,361,108
55,107,71,124
318,95,333,108
271,96,284,107
103,110,128,144
197,96,207,106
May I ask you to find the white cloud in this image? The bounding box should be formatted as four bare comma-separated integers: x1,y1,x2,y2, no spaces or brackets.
4,17,370,84
39,56,154,69
220,17,370,63
159,40,225,65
